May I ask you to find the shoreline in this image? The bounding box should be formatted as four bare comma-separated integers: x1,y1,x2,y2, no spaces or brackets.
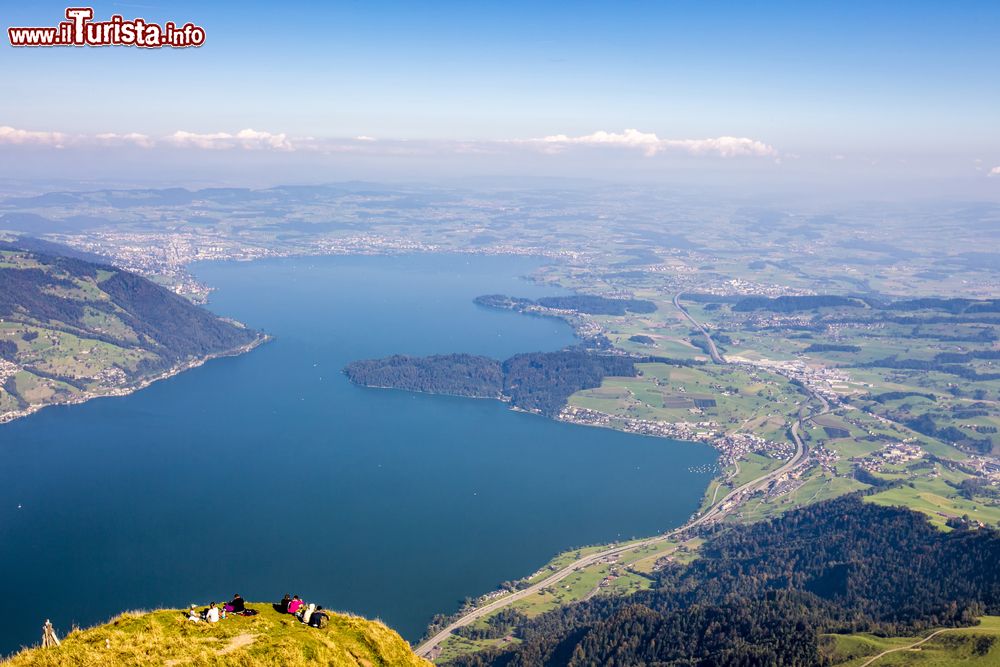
0,334,271,427
345,382,503,402
347,380,742,454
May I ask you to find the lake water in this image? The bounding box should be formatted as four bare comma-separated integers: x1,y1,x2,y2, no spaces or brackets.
0,254,716,654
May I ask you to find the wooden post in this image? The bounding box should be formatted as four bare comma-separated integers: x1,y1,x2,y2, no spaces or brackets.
41,619,60,648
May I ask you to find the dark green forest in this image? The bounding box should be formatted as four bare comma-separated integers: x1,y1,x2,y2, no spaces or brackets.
535,296,657,315
343,354,504,398
803,343,861,353
502,352,636,415
345,351,637,416
474,294,657,316
885,298,1000,314
446,495,1000,667
862,356,1000,382
732,295,864,312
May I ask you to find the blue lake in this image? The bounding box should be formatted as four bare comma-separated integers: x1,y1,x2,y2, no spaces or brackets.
0,253,716,654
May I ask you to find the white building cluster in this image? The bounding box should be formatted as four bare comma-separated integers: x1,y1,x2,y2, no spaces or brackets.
559,406,790,462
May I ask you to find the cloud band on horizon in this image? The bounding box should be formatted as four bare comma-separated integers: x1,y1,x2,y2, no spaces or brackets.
527,128,778,158
0,124,778,160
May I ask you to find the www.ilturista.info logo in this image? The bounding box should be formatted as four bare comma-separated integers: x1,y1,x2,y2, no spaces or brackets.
8,7,205,48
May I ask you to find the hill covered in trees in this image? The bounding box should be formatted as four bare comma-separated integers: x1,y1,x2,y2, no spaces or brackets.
345,351,637,416
475,294,657,316
447,495,1000,666
343,354,504,398
732,294,865,312
0,239,264,422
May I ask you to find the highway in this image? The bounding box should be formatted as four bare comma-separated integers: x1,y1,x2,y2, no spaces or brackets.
414,297,827,660
673,292,726,364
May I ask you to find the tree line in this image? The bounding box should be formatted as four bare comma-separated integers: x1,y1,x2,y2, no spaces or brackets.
474,293,657,316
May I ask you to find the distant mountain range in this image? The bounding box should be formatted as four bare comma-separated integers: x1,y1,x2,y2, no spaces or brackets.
0,237,264,423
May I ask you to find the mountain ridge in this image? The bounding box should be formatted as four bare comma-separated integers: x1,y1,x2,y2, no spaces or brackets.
0,237,265,424
3,604,429,666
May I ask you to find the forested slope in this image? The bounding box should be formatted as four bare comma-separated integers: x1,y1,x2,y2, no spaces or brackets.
448,495,1000,666
0,239,262,421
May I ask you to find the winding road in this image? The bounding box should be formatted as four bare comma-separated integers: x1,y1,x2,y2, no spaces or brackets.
857,628,958,666
415,296,830,659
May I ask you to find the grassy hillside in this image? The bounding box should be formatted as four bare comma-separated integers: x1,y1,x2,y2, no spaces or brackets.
3,604,430,667
0,239,264,422
823,616,1000,666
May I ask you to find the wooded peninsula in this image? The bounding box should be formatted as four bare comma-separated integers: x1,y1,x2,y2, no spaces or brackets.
344,350,637,417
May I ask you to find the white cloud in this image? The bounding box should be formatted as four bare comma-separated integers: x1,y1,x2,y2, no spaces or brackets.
234,128,293,150
990,166,1000,176
0,124,782,160
540,129,663,155
167,129,293,151
0,125,348,153
95,132,154,148
166,131,229,149
0,125,70,148
529,129,777,158
663,136,778,158
1,126,156,149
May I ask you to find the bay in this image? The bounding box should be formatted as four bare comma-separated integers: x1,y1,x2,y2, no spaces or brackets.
0,253,716,653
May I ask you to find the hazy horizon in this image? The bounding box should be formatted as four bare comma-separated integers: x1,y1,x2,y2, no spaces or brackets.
2,1,999,199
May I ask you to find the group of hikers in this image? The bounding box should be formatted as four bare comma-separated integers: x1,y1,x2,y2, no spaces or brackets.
186,593,328,628
276,594,330,628
187,594,257,624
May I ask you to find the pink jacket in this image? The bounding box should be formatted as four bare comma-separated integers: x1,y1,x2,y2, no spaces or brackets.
288,599,303,614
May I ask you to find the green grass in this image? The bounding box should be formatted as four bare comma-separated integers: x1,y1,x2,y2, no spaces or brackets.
3,604,429,667
731,452,781,487
568,362,801,444
866,472,1000,530
626,537,703,572
434,635,519,664
822,616,1000,666
523,544,613,585
789,474,868,506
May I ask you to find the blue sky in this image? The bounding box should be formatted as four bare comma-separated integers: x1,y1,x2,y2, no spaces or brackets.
1,1,999,193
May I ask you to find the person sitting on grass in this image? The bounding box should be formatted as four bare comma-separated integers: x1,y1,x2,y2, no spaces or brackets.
287,595,303,615
299,603,316,624
277,594,291,614
227,593,246,613
186,605,201,622
309,606,329,628
206,602,220,623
